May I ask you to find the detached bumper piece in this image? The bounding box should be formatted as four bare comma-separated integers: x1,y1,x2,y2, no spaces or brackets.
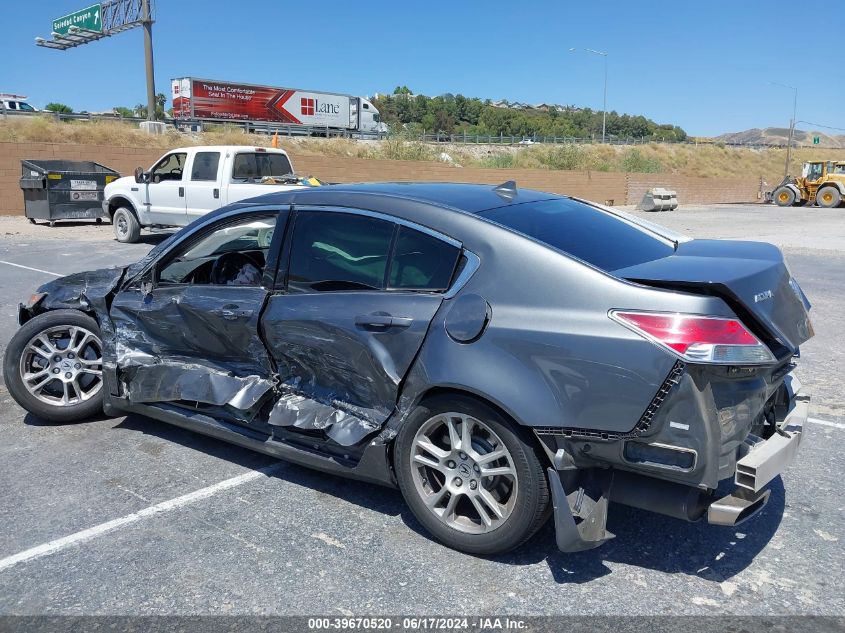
707,375,807,526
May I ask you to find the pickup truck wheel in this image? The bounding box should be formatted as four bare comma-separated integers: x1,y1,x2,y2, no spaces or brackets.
816,186,841,208
113,207,141,243
3,310,104,423
773,186,796,207
394,395,550,555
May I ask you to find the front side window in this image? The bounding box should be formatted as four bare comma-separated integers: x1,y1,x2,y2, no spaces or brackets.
158,215,277,286
288,212,394,292
478,198,675,272
19,103,36,112
190,152,221,181
232,153,293,182
151,152,187,183
389,227,460,291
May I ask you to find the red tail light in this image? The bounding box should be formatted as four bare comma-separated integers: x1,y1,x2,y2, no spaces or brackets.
610,311,776,364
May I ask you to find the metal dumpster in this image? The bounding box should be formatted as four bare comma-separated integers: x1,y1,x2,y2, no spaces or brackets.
20,159,120,226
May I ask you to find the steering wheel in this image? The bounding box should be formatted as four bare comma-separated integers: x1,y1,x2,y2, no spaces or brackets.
211,252,262,285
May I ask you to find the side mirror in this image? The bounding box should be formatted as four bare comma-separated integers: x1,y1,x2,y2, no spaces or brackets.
134,166,150,184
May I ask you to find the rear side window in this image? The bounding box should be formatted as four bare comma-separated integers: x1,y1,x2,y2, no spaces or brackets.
232,153,293,181
191,152,220,181
389,227,459,291
288,212,394,292
479,198,674,271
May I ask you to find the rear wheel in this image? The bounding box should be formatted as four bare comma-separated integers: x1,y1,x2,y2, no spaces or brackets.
816,186,841,208
394,395,550,555
3,310,104,423
113,207,141,243
773,186,796,207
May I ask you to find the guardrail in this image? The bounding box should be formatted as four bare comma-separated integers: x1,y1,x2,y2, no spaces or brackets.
0,109,838,150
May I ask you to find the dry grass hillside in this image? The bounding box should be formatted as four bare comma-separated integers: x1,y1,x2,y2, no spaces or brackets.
3,116,844,184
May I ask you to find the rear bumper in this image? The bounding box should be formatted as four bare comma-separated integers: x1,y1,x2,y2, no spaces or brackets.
548,374,808,552
707,374,806,526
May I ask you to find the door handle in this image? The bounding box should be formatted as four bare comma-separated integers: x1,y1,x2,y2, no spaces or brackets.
354,314,413,329
178,186,185,197
213,188,220,199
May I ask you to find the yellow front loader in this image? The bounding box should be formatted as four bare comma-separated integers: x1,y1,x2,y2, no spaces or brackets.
772,161,845,207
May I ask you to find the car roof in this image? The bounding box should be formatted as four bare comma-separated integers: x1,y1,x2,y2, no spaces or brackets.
238,181,560,214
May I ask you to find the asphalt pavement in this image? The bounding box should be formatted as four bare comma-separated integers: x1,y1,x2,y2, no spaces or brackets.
0,205,843,616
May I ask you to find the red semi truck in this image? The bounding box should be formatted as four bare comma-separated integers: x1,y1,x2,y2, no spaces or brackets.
171,77,385,134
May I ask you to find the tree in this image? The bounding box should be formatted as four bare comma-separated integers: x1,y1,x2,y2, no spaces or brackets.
45,103,73,114
133,93,169,120
113,106,134,118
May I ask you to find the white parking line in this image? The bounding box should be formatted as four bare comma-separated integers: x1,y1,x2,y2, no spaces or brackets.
808,417,845,430
0,260,62,277
0,463,282,573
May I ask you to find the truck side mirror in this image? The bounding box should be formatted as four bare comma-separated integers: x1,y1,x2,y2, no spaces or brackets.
134,166,148,184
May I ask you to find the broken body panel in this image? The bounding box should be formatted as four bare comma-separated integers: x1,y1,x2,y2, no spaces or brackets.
19,184,812,552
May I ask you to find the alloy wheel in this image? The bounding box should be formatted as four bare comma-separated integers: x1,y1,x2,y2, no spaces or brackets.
18,325,103,407
410,412,518,534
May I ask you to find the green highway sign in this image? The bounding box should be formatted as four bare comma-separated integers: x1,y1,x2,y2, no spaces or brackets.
813,136,820,145
52,4,103,36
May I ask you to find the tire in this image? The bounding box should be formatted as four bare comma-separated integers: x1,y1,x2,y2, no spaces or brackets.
3,310,104,423
113,207,141,243
773,186,796,207
394,394,550,555
816,186,841,208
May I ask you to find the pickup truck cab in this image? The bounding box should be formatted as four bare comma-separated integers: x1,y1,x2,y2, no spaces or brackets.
103,145,305,242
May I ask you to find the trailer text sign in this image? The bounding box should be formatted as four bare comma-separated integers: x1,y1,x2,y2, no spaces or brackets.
173,79,352,128
52,4,103,35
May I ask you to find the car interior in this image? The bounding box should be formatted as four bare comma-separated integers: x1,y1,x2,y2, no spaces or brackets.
157,217,276,286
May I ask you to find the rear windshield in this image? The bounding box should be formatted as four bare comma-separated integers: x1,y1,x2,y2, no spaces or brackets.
231,153,293,181
478,198,675,272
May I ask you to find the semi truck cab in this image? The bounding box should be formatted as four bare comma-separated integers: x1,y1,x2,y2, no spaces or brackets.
356,97,387,133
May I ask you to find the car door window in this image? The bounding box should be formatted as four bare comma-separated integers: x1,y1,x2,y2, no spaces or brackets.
158,215,277,286
288,212,394,292
150,152,187,183
190,152,221,181
388,226,460,292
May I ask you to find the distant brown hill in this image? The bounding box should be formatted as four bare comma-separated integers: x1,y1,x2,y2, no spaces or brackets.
713,127,845,148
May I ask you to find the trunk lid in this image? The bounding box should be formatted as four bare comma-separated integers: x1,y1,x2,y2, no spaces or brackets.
613,239,813,354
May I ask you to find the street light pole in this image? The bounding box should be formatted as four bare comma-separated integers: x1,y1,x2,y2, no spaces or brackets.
770,81,798,179
141,0,156,121
570,48,608,142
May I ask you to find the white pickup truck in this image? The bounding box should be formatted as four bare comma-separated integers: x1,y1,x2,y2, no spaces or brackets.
103,145,306,243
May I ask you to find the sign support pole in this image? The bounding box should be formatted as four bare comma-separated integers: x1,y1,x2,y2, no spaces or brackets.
142,0,156,121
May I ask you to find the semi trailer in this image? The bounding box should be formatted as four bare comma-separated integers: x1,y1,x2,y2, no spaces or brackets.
171,77,385,135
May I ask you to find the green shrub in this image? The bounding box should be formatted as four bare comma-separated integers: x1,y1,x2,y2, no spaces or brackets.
620,148,661,173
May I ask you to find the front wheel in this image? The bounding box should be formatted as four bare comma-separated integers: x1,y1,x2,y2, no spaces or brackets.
394,395,550,555
113,207,141,243
3,310,105,423
773,186,796,207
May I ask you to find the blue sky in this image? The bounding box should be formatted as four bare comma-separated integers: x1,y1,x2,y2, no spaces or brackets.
1,0,841,136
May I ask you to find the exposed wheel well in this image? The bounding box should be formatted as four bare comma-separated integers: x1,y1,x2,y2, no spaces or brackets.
107,197,138,220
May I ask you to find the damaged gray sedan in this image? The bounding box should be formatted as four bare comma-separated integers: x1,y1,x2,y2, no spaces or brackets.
3,182,813,554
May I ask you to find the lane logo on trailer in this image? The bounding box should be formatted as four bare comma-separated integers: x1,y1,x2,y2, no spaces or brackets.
301,97,341,116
